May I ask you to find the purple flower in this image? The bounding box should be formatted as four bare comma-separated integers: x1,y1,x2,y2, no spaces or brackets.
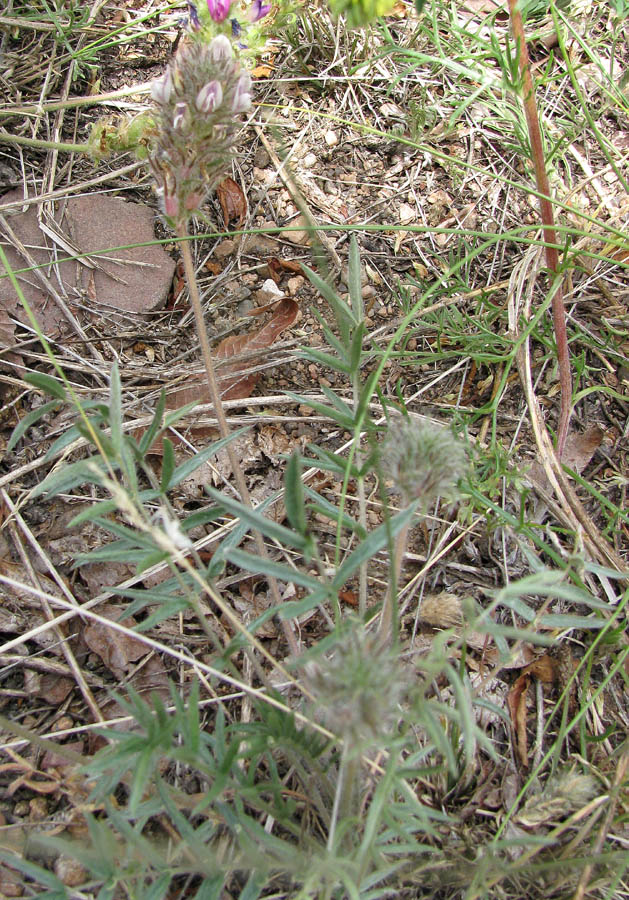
249,0,271,21
196,80,223,113
231,17,242,37
207,0,231,22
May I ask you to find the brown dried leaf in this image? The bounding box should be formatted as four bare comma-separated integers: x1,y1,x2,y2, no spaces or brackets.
217,177,246,230
83,605,147,678
522,654,556,683
215,298,298,400
39,674,75,705
562,425,604,474
268,256,303,283
507,673,530,768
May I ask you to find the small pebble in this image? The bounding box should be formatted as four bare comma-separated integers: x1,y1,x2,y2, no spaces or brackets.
325,130,339,146
303,152,317,168
254,147,270,168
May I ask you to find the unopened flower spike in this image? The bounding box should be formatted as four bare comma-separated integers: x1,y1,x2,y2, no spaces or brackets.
381,419,466,508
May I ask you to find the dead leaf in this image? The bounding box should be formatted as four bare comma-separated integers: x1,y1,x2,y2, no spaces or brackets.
268,256,304,284
217,177,247,230
562,425,604,474
83,605,147,678
507,673,530,768
252,64,274,78
215,298,299,400
39,674,75,705
522,654,556,683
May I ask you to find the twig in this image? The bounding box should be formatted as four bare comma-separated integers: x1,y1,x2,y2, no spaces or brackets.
177,225,300,658
507,0,572,458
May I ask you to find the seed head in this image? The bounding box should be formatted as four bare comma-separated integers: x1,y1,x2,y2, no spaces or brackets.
381,419,466,507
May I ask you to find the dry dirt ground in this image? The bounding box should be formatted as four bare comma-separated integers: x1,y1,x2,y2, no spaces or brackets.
0,0,628,895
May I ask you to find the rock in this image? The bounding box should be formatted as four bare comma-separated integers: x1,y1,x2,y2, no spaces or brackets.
303,153,317,168
0,190,176,332
324,130,339,147
285,215,311,245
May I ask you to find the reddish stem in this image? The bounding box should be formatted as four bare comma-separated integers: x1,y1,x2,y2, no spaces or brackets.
508,0,572,458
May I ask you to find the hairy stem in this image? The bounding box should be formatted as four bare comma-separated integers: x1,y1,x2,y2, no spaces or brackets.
0,132,89,154
508,0,572,458
377,521,410,648
177,224,300,658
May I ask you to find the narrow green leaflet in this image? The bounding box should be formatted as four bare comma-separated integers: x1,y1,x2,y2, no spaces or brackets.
348,234,364,321
332,503,418,589
24,370,67,401
165,426,250,491
7,399,60,451
284,451,308,537
206,487,309,551
109,361,123,457
139,388,166,456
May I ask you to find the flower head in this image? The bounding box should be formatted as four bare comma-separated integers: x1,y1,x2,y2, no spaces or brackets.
207,0,231,21
381,419,466,507
149,39,254,225
249,0,271,21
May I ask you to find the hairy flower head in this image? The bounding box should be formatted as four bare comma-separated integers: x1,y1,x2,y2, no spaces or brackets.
304,623,402,745
149,37,252,224
381,419,466,507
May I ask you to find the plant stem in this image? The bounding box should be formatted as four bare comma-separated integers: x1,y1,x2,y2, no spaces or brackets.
376,521,410,648
508,0,572,459
176,223,300,658
0,132,89,154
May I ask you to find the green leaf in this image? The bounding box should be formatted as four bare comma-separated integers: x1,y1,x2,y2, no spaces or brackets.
333,503,418,588
45,422,86,461
349,320,366,373
161,437,175,493
139,388,166,456
109,361,123,456
304,485,366,538
284,451,308,537
30,457,107,499
205,488,308,551
165,427,250,491
414,0,427,13
226,547,323,591
7,399,60,451
348,234,364,321
283,391,355,429
300,263,356,344
300,346,353,375
24,371,67,401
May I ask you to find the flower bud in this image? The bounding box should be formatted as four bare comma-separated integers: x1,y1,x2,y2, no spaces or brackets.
209,34,233,61
207,0,230,22
232,73,252,113
151,72,172,105
196,80,223,114
172,101,188,131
